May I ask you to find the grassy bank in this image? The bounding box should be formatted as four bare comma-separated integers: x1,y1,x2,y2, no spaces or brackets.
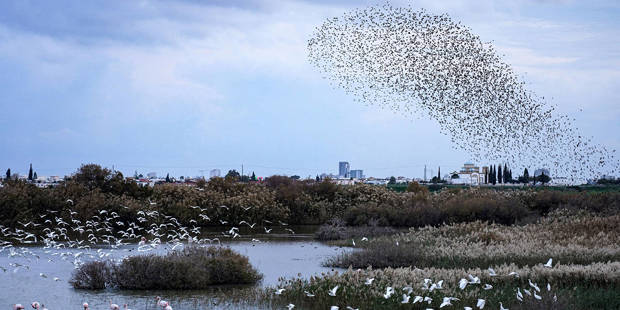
267,211,620,310
70,246,262,289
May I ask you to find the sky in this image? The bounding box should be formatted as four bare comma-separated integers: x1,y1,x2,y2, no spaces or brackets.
0,0,618,179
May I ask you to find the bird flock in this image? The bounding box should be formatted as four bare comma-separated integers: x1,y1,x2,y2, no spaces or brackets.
1,197,296,308
276,258,557,309
307,4,618,182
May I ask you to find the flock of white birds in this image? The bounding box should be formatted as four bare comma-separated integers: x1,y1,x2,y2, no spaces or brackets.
1,197,295,309
275,258,556,310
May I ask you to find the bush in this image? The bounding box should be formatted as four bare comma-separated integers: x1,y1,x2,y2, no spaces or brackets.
69,260,111,289
70,246,262,290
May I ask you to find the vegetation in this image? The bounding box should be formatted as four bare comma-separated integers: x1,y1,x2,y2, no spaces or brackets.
0,164,618,232
70,246,262,289
268,211,620,310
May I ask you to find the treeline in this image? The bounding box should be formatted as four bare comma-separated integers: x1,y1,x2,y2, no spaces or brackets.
0,164,618,230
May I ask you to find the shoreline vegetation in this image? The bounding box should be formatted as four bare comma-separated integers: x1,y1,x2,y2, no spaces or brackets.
267,211,620,310
1,164,618,233
70,246,262,290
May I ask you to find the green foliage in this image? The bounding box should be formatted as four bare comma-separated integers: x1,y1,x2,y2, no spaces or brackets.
388,176,396,185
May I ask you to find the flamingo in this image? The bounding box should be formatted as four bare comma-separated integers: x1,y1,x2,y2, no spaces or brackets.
14,304,25,310
155,296,168,308
83,303,89,310
30,302,40,309
110,300,120,310
123,304,131,310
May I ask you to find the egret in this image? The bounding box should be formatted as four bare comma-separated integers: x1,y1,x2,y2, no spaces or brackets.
476,298,485,309
500,302,508,310
459,278,468,290
287,304,295,310
483,284,493,290
413,296,423,304
275,288,286,295
544,258,553,268
401,294,410,303
364,278,374,285
328,285,339,296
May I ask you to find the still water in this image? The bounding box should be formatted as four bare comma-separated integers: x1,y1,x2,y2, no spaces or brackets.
0,229,351,309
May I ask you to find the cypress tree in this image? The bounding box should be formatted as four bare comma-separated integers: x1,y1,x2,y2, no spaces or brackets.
33,172,38,180
524,168,529,183
497,164,502,184
491,165,496,185
438,166,441,180
251,172,256,181
5,168,10,180
165,173,170,183
28,163,33,181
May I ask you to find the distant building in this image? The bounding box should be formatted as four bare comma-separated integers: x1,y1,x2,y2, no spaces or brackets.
339,161,350,178
209,169,221,178
147,172,157,179
350,169,364,179
451,162,482,185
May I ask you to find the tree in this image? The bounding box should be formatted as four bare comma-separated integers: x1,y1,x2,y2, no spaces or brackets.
28,163,33,181
484,169,488,184
33,172,38,180
522,168,529,184
290,175,300,180
491,165,496,185
538,172,551,185
503,164,509,183
251,172,257,181
316,175,320,182
407,181,429,195
225,170,241,181
74,164,112,190
451,173,459,179
388,176,396,185
497,164,502,184
437,166,441,180
165,173,171,183
5,168,10,180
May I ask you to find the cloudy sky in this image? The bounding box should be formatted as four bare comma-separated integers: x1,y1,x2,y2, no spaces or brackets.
1,0,618,179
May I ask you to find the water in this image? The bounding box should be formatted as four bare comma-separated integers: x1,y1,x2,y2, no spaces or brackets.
0,230,351,309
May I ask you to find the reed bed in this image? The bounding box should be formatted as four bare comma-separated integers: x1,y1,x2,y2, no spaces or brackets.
330,210,620,269
266,211,620,309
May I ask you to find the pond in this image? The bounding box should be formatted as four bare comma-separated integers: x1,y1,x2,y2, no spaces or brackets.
0,228,351,309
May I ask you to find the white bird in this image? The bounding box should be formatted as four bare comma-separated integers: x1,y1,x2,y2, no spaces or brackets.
483,284,493,290
534,291,542,300
304,291,315,297
39,273,47,278
412,296,423,304
364,278,374,285
544,258,553,268
287,304,295,310
523,288,532,296
439,297,454,308
66,199,74,205
275,288,285,295
383,286,395,299
459,278,468,290
476,299,485,309
465,307,473,310
547,283,551,291
401,294,410,303
352,239,356,246
424,296,432,304
361,237,368,241
468,274,480,284
508,271,519,278
500,302,508,310
330,307,339,310
328,285,339,296
488,268,497,276
516,288,524,301
528,279,540,292
148,199,156,206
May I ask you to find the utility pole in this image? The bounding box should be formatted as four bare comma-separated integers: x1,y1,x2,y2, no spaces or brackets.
241,164,244,180
424,165,427,182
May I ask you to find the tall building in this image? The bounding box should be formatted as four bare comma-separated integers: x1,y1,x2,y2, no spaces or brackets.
339,161,350,178
350,170,364,179
209,169,221,178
